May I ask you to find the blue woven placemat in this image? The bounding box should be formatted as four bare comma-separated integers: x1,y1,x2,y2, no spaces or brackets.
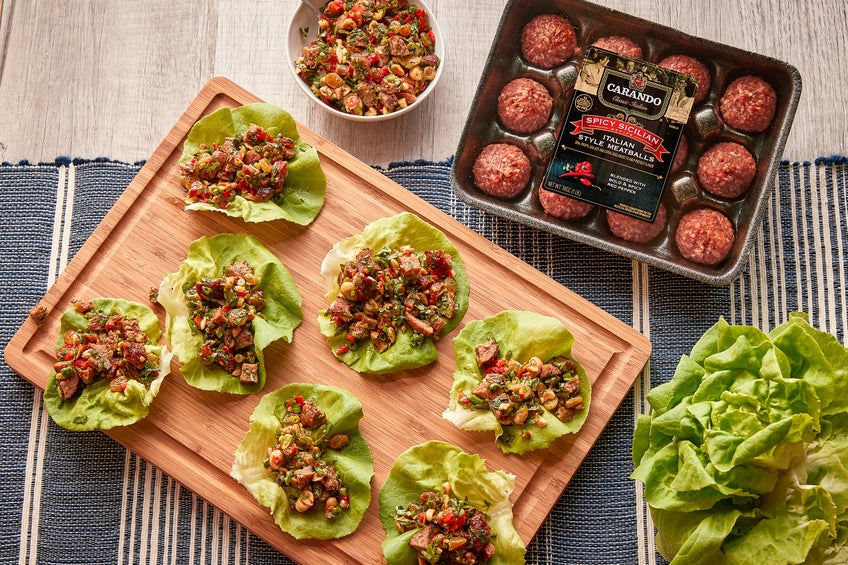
1,156,846,564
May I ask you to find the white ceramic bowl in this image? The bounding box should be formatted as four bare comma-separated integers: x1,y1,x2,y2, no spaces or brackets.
286,0,445,122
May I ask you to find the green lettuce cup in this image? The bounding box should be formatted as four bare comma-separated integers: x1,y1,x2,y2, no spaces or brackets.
43,298,171,431
158,233,302,394
317,212,470,374
178,102,326,225
230,383,373,540
379,440,526,564
443,310,592,454
632,313,848,564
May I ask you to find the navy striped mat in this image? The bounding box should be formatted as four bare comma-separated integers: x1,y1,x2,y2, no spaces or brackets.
1,156,846,564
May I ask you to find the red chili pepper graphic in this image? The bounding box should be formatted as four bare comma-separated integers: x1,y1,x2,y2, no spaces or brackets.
559,161,595,184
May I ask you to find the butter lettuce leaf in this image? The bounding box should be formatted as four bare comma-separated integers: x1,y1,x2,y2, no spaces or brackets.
379,440,525,564
179,102,326,225
43,298,171,431
158,233,302,394
317,212,469,374
230,383,373,540
442,310,591,454
632,313,848,564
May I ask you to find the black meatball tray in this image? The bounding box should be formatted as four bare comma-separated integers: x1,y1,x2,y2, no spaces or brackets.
449,0,802,285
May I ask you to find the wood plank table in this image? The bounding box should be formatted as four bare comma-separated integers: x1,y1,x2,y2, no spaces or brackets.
0,0,845,165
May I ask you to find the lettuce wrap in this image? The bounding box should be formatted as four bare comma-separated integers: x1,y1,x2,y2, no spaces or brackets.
158,233,302,394
632,313,848,564
443,311,591,454
179,103,326,225
379,440,525,565
318,212,469,374
230,383,373,540
43,298,171,431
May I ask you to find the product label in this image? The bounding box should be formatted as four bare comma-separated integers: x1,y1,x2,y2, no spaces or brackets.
542,46,698,221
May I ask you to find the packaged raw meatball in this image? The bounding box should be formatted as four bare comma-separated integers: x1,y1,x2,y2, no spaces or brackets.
658,55,712,105
521,14,577,68
675,208,736,265
591,35,643,59
606,203,668,243
717,75,777,133
472,143,532,198
696,142,757,199
497,77,553,134
540,187,596,221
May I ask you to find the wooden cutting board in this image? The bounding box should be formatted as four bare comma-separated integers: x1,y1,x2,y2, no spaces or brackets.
4,77,651,564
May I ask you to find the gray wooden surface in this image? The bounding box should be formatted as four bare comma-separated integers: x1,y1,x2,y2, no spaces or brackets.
0,0,845,167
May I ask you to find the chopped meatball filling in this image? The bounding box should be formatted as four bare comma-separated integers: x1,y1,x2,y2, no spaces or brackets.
51,300,160,400
184,260,267,383
326,245,458,355
459,337,585,438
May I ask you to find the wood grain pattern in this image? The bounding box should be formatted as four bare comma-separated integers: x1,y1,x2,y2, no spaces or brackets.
4,77,650,564
0,0,844,166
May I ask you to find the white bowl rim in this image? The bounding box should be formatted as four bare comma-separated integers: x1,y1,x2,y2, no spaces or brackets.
286,0,445,122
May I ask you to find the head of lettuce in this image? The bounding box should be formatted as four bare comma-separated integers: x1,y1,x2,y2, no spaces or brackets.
632,313,848,564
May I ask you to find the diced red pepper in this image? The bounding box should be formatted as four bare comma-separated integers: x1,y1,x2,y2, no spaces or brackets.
448,513,466,532
438,508,455,527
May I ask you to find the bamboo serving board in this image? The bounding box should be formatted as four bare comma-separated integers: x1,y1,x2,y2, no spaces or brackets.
4,77,651,564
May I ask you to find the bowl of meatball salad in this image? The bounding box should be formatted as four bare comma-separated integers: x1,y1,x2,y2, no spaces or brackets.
287,0,444,121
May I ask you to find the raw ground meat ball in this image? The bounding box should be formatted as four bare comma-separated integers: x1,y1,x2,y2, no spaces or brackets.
591,36,643,59
472,143,532,198
671,135,688,173
539,188,595,220
717,75,777,133
675,208,736,265
606,203,667,243
520,14,577,69
658,54,711,105
696,141,757,199
497,78,553,134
